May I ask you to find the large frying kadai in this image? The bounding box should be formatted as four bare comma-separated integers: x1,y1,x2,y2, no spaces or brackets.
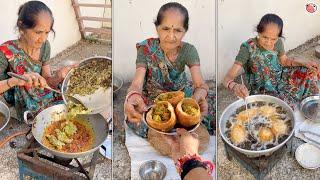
219,95,295,157
24,104,109,159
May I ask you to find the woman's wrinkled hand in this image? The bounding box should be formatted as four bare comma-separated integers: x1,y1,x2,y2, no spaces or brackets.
162,128,199,164
193,89,209,116
193,96,208,116
124,94,148,124
11,72,48,89
233,83,249,99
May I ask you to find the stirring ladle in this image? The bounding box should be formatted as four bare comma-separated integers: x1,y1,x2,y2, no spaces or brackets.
240,75,249,120
7,72,86,107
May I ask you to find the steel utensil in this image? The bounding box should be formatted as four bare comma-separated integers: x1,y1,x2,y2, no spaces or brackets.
219,94,294,157
7,72,85,107
23,104,109,159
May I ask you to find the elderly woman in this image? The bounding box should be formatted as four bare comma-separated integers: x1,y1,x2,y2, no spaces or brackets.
0,1,73,120
223,14,320,108
124,2,215,138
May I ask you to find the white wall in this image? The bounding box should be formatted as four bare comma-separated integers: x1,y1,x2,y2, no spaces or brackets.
0,0,82,57
218,0,320,83
114,0,215,82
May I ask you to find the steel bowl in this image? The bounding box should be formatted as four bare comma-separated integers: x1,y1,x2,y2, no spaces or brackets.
61,56,112,115
300,95,320,122
0,101,10,132
139,160,167,180
113,73,123,97
219,94,295,157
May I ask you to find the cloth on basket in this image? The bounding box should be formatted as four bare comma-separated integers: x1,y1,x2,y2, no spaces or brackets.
125,126,215,179
294,109,320,148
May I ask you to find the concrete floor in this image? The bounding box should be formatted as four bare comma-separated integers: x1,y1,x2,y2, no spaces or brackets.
112,82,131,179
217,36,320,180
0,40,112,180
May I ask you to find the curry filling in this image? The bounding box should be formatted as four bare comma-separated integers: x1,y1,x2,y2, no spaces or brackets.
181,103,198,116
156,93,174,101
152,103,171,122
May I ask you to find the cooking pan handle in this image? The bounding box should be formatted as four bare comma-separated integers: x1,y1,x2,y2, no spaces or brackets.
23,110,35,125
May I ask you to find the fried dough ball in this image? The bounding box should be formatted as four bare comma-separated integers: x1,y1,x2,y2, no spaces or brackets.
269,114,281,122
236,108,258,123
258,127,274,142
230,124,247,145
271,120,288,137
259,106,276,117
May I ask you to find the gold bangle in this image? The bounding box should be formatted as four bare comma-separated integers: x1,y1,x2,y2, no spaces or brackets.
125,91,144,103
229,81,236,90
226,80,233,89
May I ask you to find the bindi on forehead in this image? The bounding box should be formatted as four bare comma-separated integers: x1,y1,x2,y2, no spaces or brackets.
161,19,184,30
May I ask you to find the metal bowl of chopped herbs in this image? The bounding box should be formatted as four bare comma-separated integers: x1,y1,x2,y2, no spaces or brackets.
62,56,112,115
